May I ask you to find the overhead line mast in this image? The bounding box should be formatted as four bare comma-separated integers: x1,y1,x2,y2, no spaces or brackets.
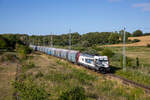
51,32,53,47
123,27,126,71
69,28,71,50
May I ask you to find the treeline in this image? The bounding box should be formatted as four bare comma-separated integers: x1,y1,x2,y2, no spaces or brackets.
30,32,119,47
29,29,145,47
0,29,149,50
0,34,29,51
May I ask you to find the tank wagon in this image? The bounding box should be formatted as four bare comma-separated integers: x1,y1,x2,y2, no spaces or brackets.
30,45,110,73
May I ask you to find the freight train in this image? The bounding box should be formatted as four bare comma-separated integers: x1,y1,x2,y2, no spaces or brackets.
30,45,110,73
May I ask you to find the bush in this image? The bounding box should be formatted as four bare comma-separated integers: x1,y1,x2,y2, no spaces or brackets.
111,53,122,61
16,45,32,59
72,68,97,85
12,80,50,100
0,35,9,50
136,57,139,67
0,53,17,62
92,46,104,51
59,86,86,100
133,30,143,37
132,39,140,43
120,56,132,68
22,62,35,72
101,48,114,58
81,40,91,47
82,48,98,55
35,71,44,78
147,44,150,47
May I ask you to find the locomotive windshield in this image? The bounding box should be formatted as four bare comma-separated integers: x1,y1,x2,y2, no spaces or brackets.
95,58,109,68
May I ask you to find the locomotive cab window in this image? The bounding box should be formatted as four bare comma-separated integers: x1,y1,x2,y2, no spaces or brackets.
82,58,84,61
85,59,94,64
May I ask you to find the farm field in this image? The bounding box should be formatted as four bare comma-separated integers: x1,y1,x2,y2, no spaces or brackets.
1,52,150,100
105,35,150,47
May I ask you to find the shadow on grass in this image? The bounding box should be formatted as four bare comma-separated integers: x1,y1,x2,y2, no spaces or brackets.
108,65,121,74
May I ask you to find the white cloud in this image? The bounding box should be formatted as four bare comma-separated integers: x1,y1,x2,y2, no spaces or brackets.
133,3,150,11
108,0,121,2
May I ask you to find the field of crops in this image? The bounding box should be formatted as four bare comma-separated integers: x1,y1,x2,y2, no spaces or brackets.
105,35,150,47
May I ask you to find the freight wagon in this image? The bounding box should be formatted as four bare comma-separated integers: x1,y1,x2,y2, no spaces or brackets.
30,45,110,73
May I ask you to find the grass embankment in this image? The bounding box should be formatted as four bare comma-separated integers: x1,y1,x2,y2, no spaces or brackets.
104,46,150,86
13,52,150,100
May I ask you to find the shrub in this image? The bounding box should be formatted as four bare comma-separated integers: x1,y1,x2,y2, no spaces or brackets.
35,71,44,78
58,86,86,100
136,57,139,67
16,45,32,59
101,48,114,58
82,48,98,55
132,39,140,43
22,62,35,72
0,53,16,62
12,80,50,100
120,56,132,68
0,36,9,49
81,40,91,47
147,44,150,47
92,46,104,51
72,68,97,85
111,53,122,61
133,30,143,37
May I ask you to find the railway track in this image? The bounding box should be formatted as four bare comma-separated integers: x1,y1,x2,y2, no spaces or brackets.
106,74,150,93
38,51,150,93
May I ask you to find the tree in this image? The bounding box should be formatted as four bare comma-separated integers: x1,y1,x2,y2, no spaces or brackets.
119,30,130,42
108,32,120,44
101,48,114,58
133,30,143,37
0,35,8,49
81,40,91,47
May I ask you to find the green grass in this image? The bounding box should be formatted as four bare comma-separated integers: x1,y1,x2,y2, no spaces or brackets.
103,46,150,86
20,53,150,100
1,51,149,100
116,69,150,86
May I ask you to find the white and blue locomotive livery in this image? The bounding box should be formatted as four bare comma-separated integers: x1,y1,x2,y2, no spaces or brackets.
30,45,110,73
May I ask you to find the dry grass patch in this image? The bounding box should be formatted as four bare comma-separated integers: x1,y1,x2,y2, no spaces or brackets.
24,53,150,100
105,35,150,47
0,63,17,100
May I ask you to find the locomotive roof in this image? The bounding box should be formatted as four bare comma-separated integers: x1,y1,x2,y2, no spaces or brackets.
80,53,94,58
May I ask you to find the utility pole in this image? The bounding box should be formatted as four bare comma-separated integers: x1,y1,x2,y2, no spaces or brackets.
50,32,53,47
43,35,45,46
32,33,35,45
28,33,29,45
123,27,126,71
69,28,71,50
38,33,40,46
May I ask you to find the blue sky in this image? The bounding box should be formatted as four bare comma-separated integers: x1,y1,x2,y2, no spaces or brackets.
0,0,150,35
